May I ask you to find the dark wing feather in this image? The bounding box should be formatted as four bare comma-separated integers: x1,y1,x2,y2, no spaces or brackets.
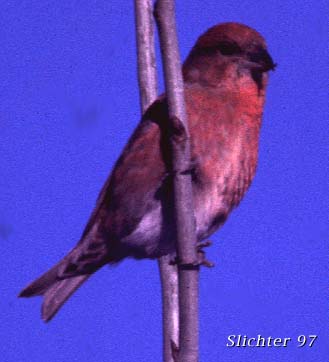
84,97,170,242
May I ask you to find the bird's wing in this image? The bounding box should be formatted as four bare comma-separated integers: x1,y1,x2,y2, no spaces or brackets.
78,97,170,247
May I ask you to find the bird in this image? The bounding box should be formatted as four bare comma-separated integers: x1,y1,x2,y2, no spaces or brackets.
19,22,275,321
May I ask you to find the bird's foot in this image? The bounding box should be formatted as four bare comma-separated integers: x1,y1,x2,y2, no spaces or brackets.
169,240,214,268
196,240,215,268
197,240,213,249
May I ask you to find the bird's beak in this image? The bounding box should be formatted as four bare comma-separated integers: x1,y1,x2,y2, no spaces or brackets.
247,47,276,72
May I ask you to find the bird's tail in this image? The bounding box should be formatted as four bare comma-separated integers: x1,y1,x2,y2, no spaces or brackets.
19,220,110,321
19,258,91,322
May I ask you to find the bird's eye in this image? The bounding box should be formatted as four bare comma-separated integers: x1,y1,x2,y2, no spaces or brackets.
217,41,242,56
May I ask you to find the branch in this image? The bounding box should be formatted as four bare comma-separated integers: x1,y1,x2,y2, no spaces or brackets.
134,0,158,112
158,254,179,362
154,1,199,361
134,2,179,361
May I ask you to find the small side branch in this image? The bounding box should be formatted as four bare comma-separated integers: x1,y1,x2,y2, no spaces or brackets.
134,0,158,112
159,255,179,362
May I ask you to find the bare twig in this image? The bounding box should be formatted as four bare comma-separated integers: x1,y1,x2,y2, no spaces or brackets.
154,1,199,361
134,0,158,111
134,2,179,361
159,255,179,362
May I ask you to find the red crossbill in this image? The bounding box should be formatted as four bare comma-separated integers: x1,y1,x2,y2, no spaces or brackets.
19,22,275,321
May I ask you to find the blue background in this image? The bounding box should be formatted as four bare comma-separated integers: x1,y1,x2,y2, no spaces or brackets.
2,1,328,361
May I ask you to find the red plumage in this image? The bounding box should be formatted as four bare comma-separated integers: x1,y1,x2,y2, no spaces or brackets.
19,22,275,321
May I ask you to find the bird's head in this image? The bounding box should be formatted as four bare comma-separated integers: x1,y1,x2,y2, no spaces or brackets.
183,22,276,91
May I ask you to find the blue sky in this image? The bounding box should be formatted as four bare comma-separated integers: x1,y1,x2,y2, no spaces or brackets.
1,1,328,361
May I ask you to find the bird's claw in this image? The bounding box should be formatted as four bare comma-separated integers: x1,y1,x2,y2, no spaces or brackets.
197,240,213,249
196,242,214,268
169,240,215,268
